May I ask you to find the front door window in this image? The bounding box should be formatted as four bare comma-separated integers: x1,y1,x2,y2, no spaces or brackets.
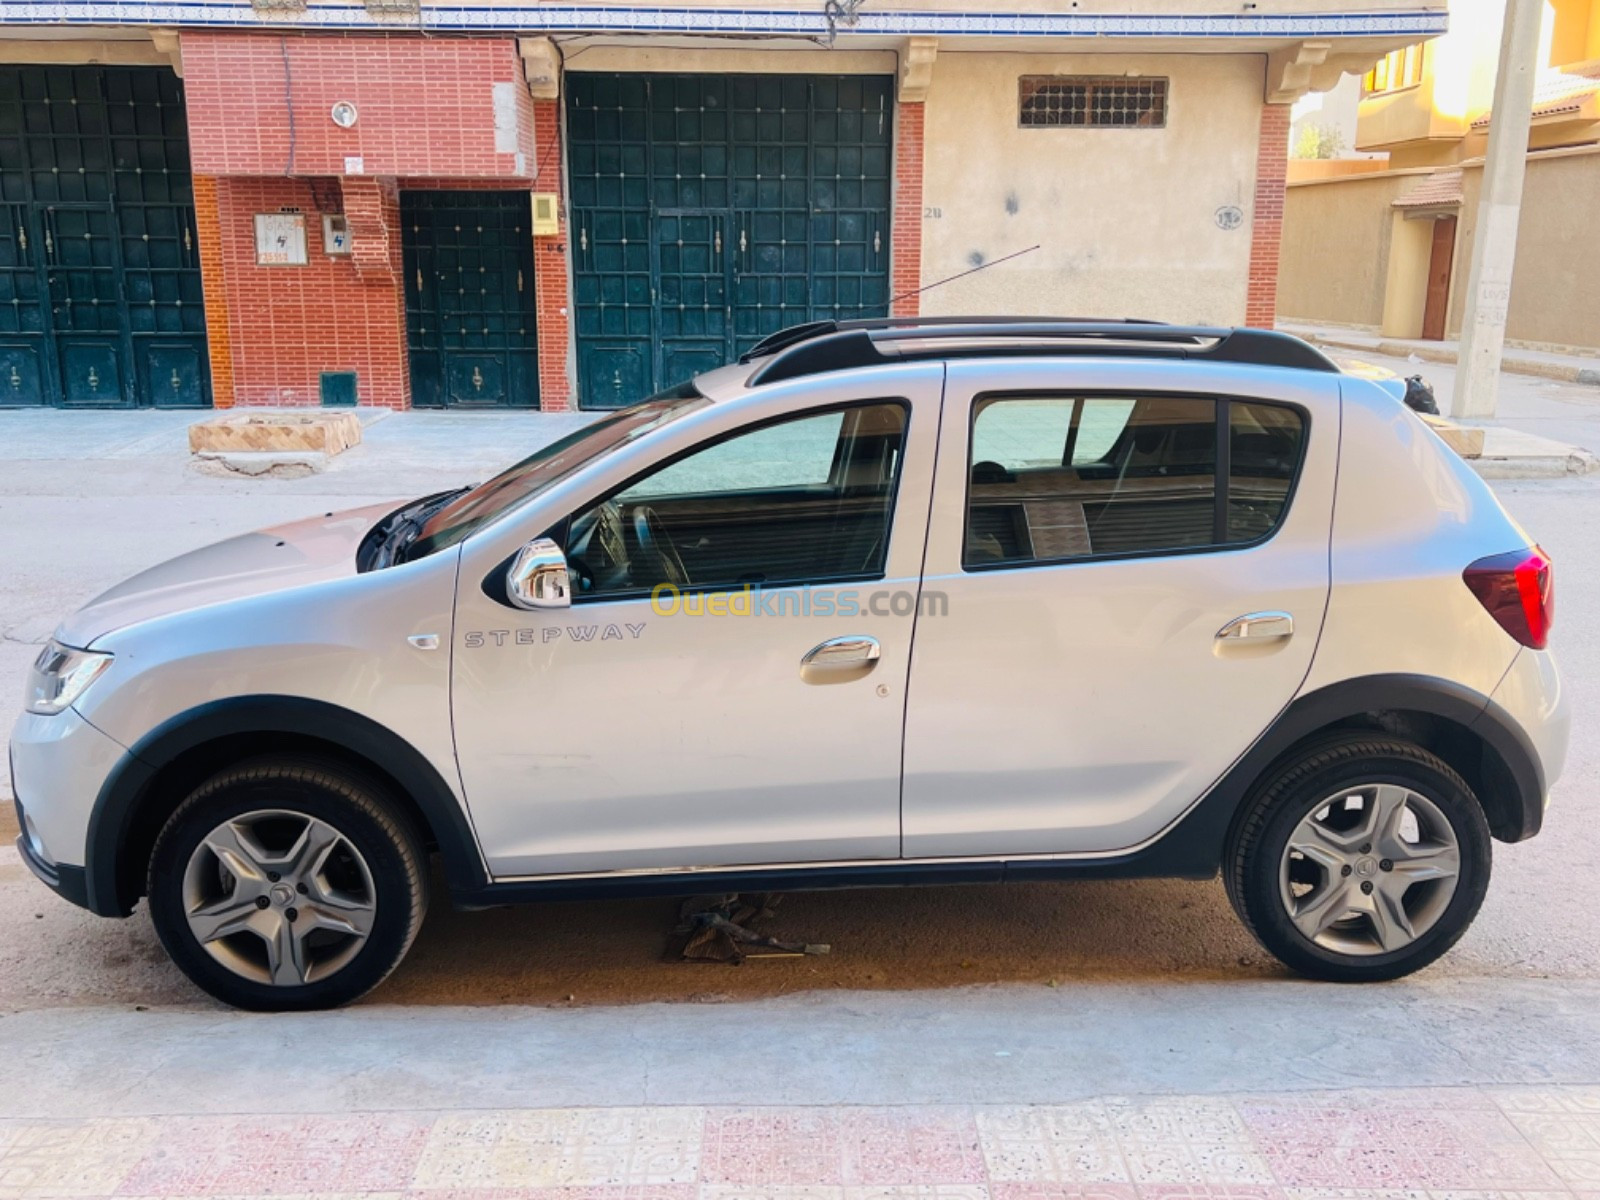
561,401,908,600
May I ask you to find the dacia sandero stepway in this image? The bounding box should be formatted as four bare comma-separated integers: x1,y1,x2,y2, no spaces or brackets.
11,319,1566,1009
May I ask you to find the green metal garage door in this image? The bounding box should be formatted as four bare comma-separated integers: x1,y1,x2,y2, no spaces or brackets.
0,66,209,408
566,72,893,409
401,190,540,409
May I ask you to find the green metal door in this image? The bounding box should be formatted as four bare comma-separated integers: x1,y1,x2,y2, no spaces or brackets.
568,73,893,408
0,66,208,408
401,190,539,409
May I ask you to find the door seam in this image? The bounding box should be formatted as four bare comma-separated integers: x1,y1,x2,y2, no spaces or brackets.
897,362,948,857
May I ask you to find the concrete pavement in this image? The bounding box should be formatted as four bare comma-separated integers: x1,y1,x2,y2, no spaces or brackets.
1,370,1599,1192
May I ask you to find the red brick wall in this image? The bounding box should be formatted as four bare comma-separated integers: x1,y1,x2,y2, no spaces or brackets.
181,32,534,180
192,175,236,409
531,99,573,412
890,100,925,319
1246,103,1290,329
213,176,411,408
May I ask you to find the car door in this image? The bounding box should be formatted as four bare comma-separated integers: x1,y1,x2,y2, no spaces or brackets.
901,359,1337,858
451,364,944,879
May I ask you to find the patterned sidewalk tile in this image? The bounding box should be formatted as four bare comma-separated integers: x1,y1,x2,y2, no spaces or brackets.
987,1186,1137,1200
0,1119,159,1197
838,1111,987,1186
1104,1100,1273,1185
1237,1098,1561,1191
1491,1089,1600,1115
117,1114,431,1196
8,1086,1600,1199
413,1110,704,1189
402,1189,696,1200
843,1187,992,1200
699,1109,986,1188
1496,1109,1600,1187
976,1105,1128,1184
699,1112,848,1187
699,1186,846,1200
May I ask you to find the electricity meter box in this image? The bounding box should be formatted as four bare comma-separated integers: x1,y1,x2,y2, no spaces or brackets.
531,194,559,236
323,214,351,256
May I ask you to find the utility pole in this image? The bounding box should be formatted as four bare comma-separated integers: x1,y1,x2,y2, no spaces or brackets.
1451,0,1544,419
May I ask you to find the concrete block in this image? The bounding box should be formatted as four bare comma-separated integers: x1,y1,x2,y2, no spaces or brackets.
188,410,362,457
1420,414,1485,458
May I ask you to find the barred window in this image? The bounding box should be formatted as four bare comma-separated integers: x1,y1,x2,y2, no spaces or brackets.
1018,76,1168,128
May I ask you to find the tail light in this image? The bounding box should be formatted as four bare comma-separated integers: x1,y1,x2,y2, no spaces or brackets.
1463,546,1554,649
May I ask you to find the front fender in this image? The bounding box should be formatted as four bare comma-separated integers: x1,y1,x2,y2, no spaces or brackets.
85,696,488,917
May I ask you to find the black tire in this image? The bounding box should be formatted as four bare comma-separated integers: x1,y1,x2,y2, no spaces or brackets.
1226,735,1492,982
148,756,427,1011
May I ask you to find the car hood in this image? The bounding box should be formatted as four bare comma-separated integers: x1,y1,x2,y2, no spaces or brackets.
58,501,403,649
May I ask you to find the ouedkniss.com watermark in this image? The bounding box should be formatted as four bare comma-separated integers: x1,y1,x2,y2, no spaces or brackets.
649,583,949,618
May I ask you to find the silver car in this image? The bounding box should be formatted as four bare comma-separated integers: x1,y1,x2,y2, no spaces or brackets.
11,319,1567,1010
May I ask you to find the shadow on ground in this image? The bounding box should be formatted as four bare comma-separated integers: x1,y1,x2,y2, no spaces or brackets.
0,851,1279,1010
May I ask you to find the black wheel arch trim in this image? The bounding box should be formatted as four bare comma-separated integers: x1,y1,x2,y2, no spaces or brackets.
84,695,488,917
81,676,1543,917
1238,672,1545,843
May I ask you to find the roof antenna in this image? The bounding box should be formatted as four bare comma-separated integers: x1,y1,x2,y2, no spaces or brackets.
888,243,1040,306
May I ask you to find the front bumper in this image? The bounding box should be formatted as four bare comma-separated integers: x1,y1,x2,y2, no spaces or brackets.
8,706,128,913
14,800,90,909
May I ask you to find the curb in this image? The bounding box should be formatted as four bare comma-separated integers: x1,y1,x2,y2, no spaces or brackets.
1302,332,1600,388
1470,450,1600,480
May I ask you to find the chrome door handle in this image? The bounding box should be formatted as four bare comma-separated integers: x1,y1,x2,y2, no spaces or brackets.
800,635,881,685
1216,611,1294,641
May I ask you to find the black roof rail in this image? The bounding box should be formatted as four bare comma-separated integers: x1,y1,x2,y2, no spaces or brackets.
743,319,1339,385
739,315,1164,362
741,320,840,361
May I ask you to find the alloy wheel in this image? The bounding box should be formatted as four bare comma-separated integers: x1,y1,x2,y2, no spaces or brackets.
181,809,378,987
1279,783,1462,956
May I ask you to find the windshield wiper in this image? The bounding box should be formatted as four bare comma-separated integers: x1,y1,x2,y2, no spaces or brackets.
365,486,474,571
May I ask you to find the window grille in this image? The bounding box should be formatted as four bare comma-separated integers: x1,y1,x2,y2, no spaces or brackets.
1018,76,1168,128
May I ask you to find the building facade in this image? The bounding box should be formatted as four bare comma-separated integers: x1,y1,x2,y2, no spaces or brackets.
1,2,1442,411
1279,0,1600,352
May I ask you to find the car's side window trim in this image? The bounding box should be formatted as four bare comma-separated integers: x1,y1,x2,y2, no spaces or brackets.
960,389,1311,574
539,397,914,605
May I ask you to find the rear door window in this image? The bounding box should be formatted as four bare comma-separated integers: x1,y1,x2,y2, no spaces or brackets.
964,394,1306,568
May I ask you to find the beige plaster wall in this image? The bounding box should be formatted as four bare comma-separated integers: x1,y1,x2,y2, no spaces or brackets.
1448,147,1600,350
1277,171,1414,327
1277,148,1600,352
917,51,1266,324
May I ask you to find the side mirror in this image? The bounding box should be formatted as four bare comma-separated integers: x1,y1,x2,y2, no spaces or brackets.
506,537,571,610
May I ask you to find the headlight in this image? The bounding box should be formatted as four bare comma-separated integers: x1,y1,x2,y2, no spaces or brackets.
26,641,113,716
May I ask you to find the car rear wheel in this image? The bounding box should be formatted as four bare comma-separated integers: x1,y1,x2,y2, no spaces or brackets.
148,757,427,1010
1226,735,1491,982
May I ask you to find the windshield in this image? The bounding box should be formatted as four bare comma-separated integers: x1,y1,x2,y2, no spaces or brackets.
405,387,710,561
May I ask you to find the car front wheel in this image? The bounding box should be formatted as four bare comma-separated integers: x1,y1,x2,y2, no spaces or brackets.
1226,735,1491,982
148,757,427,1010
